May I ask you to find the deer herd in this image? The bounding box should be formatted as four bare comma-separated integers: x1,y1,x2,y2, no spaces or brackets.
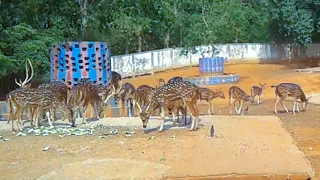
5,59,312,133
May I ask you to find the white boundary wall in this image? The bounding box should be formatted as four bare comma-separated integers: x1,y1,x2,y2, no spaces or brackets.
111,43,320,77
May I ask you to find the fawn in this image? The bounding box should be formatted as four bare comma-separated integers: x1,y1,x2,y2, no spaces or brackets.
251,83,266,104
229,86,253,115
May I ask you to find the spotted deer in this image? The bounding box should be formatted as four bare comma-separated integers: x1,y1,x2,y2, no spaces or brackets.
37,81,68,120
114,83,136,117
9,59,35,123
140,81,201,131
122,84,156,117
271,83,311,114
167,76,184,84
167,99,187,126
102,71,123,105
229,86,253,115
199,87,225,115
157,78,188,124
251,83,266,104
6,88,73,131
24,89,74,129
68,78,102,124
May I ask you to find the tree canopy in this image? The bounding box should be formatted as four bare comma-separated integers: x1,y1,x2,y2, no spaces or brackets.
0,0,320,78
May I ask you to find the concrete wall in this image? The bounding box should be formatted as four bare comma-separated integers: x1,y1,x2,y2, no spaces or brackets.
111,43,320,77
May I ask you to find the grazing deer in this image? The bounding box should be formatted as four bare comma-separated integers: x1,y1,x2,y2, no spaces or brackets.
68,78,102,124
37,81,68,120
102,71,123,105
9,59,34,123
7,88,73,131
271,83,311,114
199,87,225,115
114,83,135,117
229,86,253,115
167,76,184,84
122,84,156,117
140,81,201,132
251,83,266,104
24,90,74,129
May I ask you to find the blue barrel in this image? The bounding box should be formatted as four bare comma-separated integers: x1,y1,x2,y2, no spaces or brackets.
199,57,225,74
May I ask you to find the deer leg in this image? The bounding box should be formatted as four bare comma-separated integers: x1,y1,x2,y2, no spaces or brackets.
172,106,177,125
159,107,166,132
186,101,199,131
280,98,289,113
46,110,54,128
258,95,262,104
229,97,234,115
92,102,100,120
80,108,87,124
128,100,133,117
296,101,300,112
274,95,280,114
238,100,244,116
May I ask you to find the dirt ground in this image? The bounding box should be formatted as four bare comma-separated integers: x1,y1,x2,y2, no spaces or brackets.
1,63,320,180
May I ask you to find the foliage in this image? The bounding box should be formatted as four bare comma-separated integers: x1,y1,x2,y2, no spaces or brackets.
0,0,320,79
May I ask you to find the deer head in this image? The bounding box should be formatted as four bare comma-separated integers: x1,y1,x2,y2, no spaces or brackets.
157,78,166,87
260,83,266,90
216,88,225,99
139,101,158,128
301,94,313,111
15,59,34,89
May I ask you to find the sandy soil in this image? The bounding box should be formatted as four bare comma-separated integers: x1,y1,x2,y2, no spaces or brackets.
1,63,320,180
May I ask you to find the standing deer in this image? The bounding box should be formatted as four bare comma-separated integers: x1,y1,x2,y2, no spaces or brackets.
271,83,311,114
6,88,73,131
68,78,103,124
102,71,123,105
9,59,34,123
24,89,74,129
157,78,188,124
37,81,68,121
199,87,225,115
251,83,266,104
114,83,135,117
140,81,201,132
229,86,253,115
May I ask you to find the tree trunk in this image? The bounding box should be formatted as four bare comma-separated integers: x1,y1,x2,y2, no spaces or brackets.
79,0,88,36
164,32,170,48
138,35,142,53
179,25,182,47
125,44,129,54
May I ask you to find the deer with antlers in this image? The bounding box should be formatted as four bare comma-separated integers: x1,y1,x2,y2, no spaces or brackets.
101,71,123,105
251,83,266,105
7,88,74,131
271,83,311,114
8,59,35,125
140,81,201,132
229,86,253,115
118,84,156,117
114,83,136,117
199,87,225,115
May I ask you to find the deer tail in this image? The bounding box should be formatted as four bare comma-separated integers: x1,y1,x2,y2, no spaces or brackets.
271,85,277,88
197,87,202,101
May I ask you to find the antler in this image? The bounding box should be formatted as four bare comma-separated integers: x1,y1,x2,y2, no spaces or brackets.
15,59,34,87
